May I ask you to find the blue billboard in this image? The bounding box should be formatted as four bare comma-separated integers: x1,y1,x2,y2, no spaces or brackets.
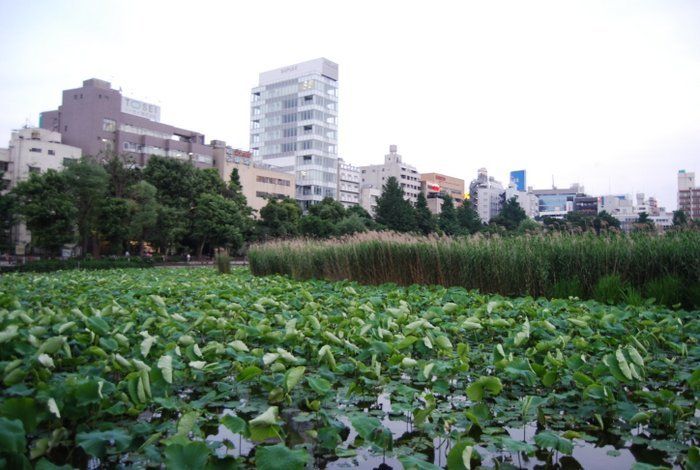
510,170,526,192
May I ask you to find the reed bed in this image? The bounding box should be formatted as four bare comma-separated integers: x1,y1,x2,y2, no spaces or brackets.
248,231,700,307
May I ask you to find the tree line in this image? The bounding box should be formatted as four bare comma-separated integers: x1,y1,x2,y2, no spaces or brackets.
0,158,695,258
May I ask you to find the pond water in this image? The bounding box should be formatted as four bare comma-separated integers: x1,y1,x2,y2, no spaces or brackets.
207,391,679,469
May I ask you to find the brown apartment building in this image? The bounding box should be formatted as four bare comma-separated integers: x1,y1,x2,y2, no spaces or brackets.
420,172,465,214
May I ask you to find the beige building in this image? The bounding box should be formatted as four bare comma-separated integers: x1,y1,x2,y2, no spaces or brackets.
337,159,360,208
215,148,295,215
360,184,382,217
360,145,421,204
0,127,82,248
0,127,81,192
420,172,465,214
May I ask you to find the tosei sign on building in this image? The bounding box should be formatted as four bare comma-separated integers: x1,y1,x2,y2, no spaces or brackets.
121,96,161,122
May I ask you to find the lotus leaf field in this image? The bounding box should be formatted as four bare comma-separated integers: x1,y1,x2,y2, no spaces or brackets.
0,268,698,469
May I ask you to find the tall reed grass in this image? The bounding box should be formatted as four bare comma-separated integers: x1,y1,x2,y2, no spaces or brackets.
248,231,700,308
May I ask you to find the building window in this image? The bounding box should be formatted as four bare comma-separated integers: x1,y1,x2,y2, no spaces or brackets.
62,158,78,166
301,141,312,150
283,128,297,138
28,166,41,174
102,118,116,132
0,162,8,172
48,150,55,155
281,142,296,152
29,148,42,153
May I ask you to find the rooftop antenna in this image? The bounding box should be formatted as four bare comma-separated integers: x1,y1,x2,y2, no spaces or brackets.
551,174,555,189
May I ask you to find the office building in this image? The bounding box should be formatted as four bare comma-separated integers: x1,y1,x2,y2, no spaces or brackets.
510,170,526,192
250,58,339,210
337,159,360,208
40,78,222,168
504,183,539,218
420,172,465,214
469,168,504,222
678,170,699,219
215,147,295,215
573,196,599,216
531,183,585,218
360,145,421,204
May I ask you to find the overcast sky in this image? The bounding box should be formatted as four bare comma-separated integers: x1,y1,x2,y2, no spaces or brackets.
1,0,698,209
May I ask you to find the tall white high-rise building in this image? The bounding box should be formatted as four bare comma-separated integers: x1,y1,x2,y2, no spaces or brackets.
250,58,339,210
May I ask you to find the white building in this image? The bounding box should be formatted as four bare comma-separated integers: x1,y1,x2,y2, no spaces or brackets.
250,58,339,211
337,159,360,208
0,127,81,192
505,183,539,218
360,145,421,204
360,184,382,217
0,127,82,247
469,168,504,222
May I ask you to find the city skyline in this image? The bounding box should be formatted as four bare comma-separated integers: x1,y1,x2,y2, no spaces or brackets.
1,1,699,209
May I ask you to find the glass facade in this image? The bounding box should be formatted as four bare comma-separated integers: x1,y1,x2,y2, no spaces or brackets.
250,65,338,210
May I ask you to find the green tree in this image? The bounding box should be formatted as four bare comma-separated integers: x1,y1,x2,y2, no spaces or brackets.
593,210,621,233
98,197,131,254
308,197,346,224
456,200,482,235
101,153,141,197
635,211,655,232
127,181,159,255
438,194,460,235
335,214,369,236
0,171,15,252
258,198,302,239
672,209,688,226
143,157,200,208
13,170,76,255
517,218,541,234
65,159,109,257
492,196,527,231
191,193,245,256
414,192,436,235
375,177,417,232
300,215,334,238
152,206,188,257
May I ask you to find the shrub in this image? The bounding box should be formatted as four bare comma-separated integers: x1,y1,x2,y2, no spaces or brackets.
549,278,584,299
644,275,684,308
215,254,231,274
0,257,154,273
621,286,644,306
593,275,627,305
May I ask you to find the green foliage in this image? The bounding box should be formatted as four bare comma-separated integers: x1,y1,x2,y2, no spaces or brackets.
438,195,460,235
250,232,700,308
492,196,527,231
549,278,584,299
258,197,302,240
375,177,417,232
643,275,684,307
192,193,245,255
672,210,688,227
64,159,109,256
456,200,482,235
255,444,309,470
215,254,231,274
0,257,154,273
593,274,627,304
414,192,436,235
13,170,76,254
0,268,697,467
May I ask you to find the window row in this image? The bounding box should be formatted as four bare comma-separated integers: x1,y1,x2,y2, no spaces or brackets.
256,175,292,186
